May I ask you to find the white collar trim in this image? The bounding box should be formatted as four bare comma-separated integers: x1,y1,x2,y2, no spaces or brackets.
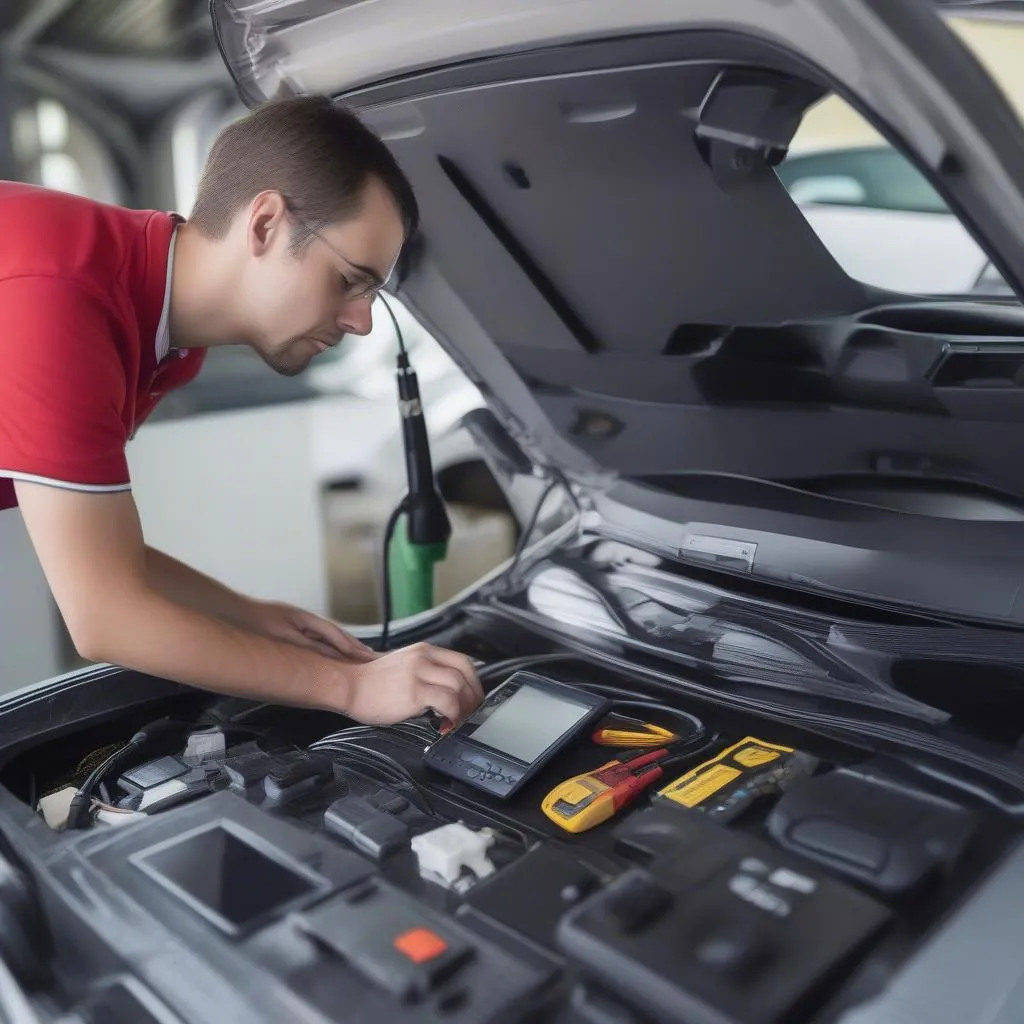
154,226,178,363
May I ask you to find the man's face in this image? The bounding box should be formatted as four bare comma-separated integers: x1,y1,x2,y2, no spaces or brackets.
240,178,406,377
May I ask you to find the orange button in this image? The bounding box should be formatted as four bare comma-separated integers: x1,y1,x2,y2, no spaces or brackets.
394,927,448,964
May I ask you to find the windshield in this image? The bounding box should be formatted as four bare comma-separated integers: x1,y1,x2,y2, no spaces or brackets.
774,14,1024,298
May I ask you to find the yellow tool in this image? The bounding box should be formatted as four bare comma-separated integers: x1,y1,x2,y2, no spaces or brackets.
655,737,797,811
542,748,673,834
591,713,679,748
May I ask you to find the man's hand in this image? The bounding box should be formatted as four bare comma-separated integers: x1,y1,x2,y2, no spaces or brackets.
244,600,377,663
337,642,483,731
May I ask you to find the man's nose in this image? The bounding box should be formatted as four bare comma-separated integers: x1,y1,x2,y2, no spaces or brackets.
337,298,373,337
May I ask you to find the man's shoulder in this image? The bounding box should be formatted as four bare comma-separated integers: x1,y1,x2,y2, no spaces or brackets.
0,181,143,232
0,182,172,292
0,180,151,223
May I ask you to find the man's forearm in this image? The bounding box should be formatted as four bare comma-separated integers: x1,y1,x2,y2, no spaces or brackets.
83,582,353,712
144,546,255,630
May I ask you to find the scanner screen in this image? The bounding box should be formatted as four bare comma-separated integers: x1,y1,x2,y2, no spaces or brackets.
468,685,591,763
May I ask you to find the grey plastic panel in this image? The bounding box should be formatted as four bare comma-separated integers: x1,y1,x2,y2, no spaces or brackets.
839,840,1024,1024
382,59,863,357
589,481,1024,626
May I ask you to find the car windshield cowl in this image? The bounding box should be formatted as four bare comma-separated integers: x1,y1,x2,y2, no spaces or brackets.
497,536,1024,731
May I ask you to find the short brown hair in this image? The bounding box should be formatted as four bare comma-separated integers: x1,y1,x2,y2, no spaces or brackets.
189,95,419,244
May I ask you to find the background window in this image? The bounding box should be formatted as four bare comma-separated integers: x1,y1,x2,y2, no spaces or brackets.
778,148,947,215
10,97,126,205
786,172,867,207
775,104,1006,296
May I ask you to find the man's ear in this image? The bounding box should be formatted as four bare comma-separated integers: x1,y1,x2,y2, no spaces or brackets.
246,191,288,257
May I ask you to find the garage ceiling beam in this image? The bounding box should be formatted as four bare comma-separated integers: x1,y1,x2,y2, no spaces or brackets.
1,0,76,53
31,46,229,120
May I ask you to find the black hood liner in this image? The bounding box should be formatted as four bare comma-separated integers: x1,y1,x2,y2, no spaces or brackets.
373,57,865,357
347,30,1024,504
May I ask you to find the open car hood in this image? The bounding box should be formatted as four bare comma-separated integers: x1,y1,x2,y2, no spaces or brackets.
212,0,1024,625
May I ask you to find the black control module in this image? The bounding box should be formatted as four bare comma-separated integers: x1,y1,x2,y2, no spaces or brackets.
560,805,891,1024
765,763,977,898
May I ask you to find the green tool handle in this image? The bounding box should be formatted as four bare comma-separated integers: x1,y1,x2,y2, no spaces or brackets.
387,513,449,619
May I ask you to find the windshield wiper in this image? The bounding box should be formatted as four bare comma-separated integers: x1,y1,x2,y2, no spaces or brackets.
606,560,1024,723
519,560,951,723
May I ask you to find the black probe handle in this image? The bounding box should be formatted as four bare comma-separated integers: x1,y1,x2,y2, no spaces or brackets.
396,355,451,546
397,360,435,499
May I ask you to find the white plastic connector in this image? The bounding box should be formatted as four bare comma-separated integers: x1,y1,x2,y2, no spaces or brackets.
182,728,227,765
137,779,189,811
37,787,76,831
94,808,148,828
410,823,497,890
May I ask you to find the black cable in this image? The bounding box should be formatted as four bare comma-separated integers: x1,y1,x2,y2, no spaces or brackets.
659,734,720,770
515,478,560,558
314,722,437,749
589,694,707,744
478,653,588,685
378,293,407,355
499,477,562,589
66,718,186,830
313,741,435,814
377,292,564,646
67,740,141,830
323,748,412,788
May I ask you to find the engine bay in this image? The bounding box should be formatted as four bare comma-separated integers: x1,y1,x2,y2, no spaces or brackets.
0,635,1021,1024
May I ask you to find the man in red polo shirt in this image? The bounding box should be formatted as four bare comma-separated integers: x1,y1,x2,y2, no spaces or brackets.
0,96,481,728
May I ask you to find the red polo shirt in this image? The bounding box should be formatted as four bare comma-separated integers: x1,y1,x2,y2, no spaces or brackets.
0,182,206,511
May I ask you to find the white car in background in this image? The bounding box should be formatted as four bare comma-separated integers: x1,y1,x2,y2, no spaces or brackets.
777,144,1007,295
